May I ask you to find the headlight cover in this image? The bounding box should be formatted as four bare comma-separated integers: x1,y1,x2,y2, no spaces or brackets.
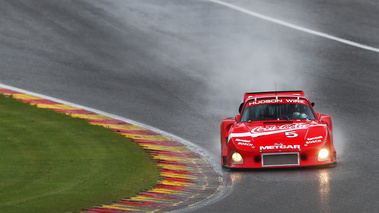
318,148,330,161
231,150,244,165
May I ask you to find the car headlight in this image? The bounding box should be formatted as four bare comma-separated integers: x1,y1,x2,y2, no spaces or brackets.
231,150,244,165
318,148,330,161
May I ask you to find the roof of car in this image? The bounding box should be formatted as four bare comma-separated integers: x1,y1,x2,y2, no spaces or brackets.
243,90,305,102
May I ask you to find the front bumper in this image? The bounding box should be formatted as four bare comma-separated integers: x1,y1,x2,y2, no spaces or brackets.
225,147,337,168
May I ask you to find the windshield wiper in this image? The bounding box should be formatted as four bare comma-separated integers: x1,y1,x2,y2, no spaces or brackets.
263,120,293,124
264,116,293,124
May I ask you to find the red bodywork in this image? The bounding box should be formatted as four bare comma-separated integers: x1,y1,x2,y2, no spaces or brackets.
221,91,336,168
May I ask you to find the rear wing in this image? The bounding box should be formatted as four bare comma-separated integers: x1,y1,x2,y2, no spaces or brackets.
243,90,304,102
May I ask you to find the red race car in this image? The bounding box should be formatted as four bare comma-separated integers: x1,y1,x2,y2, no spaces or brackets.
220,90,336,168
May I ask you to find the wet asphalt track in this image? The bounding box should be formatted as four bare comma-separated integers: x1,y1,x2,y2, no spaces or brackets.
1,0,379,212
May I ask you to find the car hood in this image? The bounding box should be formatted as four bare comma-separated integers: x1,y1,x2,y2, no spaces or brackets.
229,121,328,148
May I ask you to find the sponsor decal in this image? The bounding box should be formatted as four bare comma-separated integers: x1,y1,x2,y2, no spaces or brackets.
252,123,309,133
250,123,309,137
249,99,283,106
228,132,252,142
248,99,306,106
235,138,251,143
285,99,305,104
260,143,300,150
306,136,323,144
229,124,325,140
238,142,254,146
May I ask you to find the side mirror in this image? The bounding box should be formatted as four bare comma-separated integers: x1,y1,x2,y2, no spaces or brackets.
311,102,315,107
238,103,243,114
235,114,241,123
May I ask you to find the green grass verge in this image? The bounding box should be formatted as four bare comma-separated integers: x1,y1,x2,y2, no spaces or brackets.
0,95,160,213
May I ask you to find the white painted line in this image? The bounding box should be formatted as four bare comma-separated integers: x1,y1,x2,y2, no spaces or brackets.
209,0,379,53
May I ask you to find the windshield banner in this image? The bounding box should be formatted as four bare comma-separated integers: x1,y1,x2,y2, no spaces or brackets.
248,98,308,106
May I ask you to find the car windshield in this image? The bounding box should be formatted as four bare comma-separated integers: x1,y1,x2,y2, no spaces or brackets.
240,102,316,122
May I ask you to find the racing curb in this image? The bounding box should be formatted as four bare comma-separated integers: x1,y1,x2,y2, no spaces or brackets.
0,86,222,212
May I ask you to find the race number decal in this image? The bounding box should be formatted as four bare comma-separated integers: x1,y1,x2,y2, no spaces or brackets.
285,131,298,138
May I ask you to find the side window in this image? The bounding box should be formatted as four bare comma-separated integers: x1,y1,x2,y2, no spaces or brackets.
240,106,249,122
239,103,243,114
